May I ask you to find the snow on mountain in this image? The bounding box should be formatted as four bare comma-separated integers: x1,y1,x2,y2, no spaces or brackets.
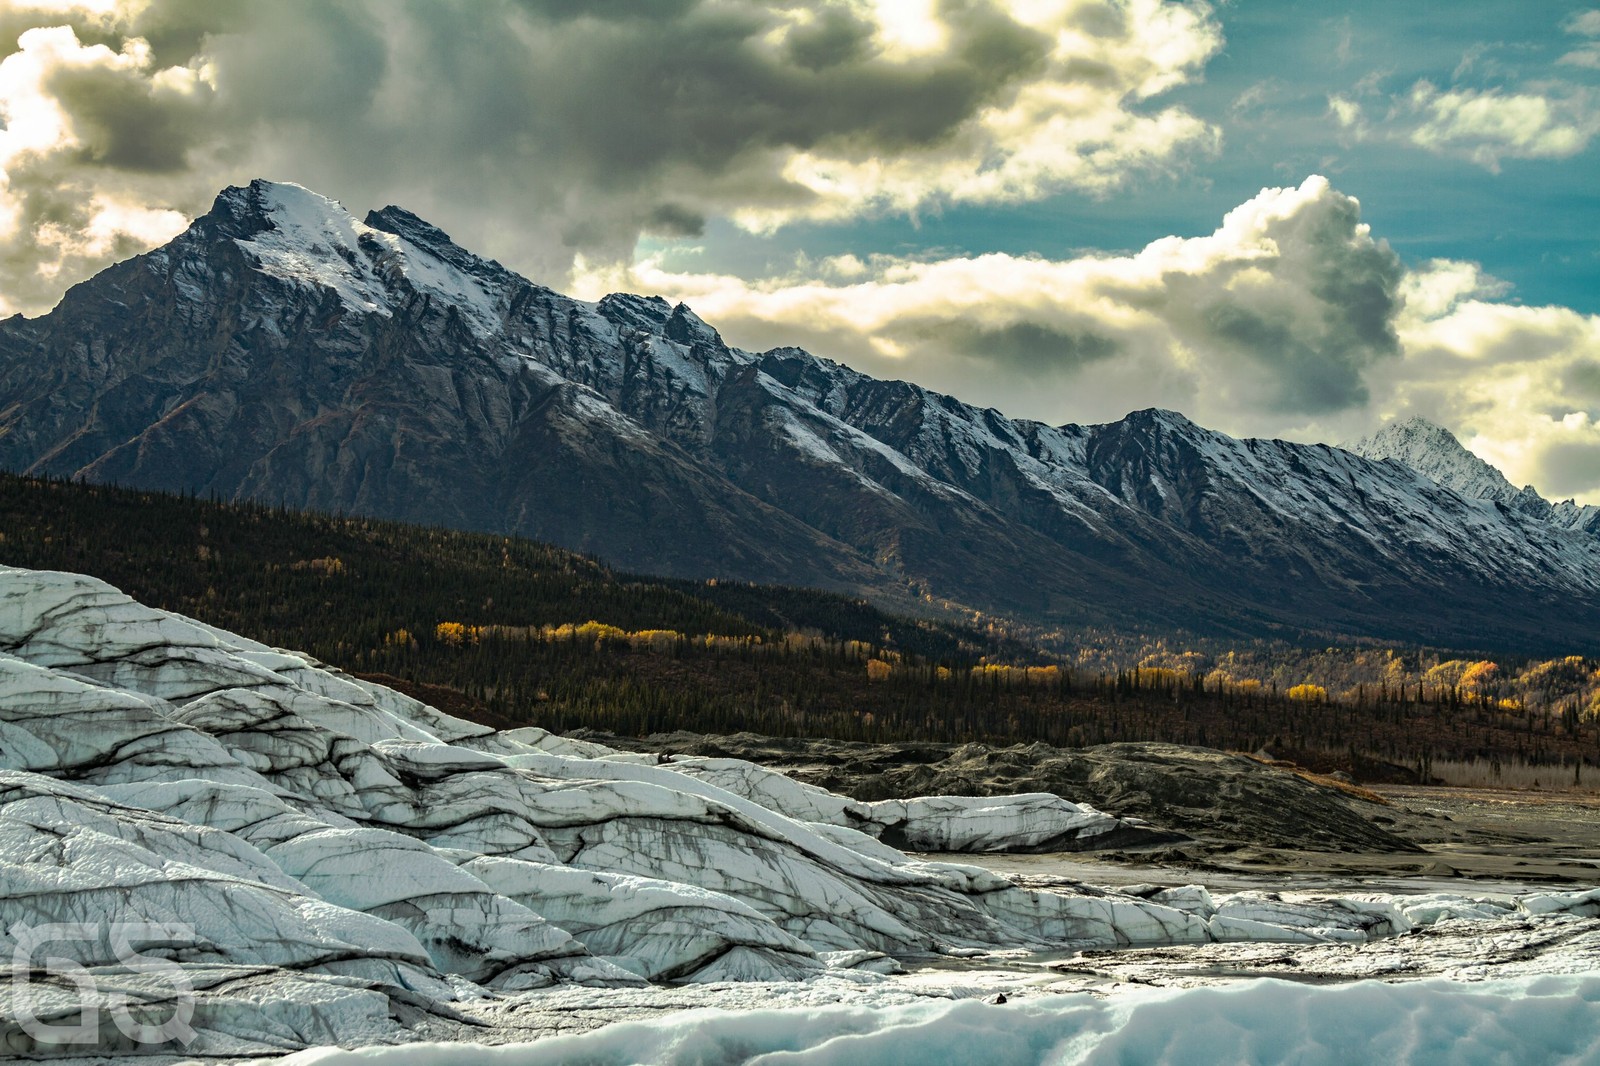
2,563,1599,1059
2,181,1599,651
1347,417,1526,505
222,180,510,338
1348,416,1600,535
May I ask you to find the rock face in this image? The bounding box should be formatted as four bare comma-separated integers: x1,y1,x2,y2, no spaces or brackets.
3,181,1600,650
1347,416,1600,536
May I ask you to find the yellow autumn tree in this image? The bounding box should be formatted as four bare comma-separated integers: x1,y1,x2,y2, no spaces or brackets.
435,621,479,645
1459,660,1500,698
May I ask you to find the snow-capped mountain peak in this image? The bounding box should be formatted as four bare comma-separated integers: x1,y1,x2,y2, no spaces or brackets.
204,179,509,338
1347,416,1600,535
1346,416,1523,505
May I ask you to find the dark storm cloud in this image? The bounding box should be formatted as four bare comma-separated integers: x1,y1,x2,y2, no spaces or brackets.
1202,303,1371,414
1566,360,1600,404
1177,177,1405,416
912,319,1120,376
44,55,212,171
0,0,1110,311
1536,438,1600,498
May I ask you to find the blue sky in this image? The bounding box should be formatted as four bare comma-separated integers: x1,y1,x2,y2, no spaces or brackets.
659,0,1599,312
0,0,1596,499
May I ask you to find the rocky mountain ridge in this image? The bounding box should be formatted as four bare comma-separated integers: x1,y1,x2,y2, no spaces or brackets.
1347,416,1600,536
1,180,1597,651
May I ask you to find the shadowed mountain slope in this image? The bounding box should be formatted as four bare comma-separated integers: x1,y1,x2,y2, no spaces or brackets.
2,180,1597,652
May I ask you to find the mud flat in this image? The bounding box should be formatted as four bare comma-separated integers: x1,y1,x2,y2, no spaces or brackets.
581,731,1600,893
1054,784,1600,893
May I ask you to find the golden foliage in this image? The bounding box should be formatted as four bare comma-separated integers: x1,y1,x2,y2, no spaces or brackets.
434,621,480,645
1459,660,1500,695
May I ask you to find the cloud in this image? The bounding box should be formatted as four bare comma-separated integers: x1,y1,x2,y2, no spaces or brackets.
0,0,1225,315
0,21,216,312
1405,81,1600,170
1317,11,1600,171
1560,8,1600,68
582,178,1600,505
1377,260,1600,502
1564,9,1600,37
1327,94,1363,128
580,176,1403,427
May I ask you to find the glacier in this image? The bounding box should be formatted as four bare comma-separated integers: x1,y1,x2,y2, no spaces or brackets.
0,563,1597,1059
276,976,1600,1066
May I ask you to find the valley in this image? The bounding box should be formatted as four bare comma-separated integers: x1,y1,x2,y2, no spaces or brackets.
2,562,1598,1063
0,180,1596,1064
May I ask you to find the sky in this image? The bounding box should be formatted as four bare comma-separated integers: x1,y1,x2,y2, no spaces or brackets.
0,0,1597,503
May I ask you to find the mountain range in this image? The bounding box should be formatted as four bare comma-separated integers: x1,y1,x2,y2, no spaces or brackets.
1,179,1596,652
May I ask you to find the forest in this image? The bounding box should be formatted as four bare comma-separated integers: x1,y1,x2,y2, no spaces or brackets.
2,472,1596,782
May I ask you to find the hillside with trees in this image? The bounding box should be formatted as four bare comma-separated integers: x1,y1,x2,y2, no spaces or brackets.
2,473,1597,785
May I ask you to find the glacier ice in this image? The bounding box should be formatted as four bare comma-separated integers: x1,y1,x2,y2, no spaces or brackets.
274,974,1600,1066
0,564,1595,1059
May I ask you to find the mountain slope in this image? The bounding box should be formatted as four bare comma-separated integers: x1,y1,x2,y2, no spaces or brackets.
1348,417,1600,535
2,180,1598,652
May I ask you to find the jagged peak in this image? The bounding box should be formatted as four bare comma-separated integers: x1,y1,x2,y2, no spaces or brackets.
665,301,722,347
1110,408,1205,436
1136,407,1198,426
1346,415,1534,510
364,204,507,280
1350,415,1476,461
595,292,676,335
1369,414,1466,448
193,179,347,241
179,180,510,337
221,179,354,226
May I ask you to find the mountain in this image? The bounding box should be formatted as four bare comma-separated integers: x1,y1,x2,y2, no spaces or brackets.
1346,416,1600,536
2,180,1598,651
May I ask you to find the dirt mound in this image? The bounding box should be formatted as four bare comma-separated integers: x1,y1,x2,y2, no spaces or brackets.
577,731,1421,854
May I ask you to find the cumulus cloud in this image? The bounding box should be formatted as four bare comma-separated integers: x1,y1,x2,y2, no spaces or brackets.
1405,81,1600,170
0,20,215,310
1560,8,1600,69
582,178,1600,505
0,0,1224,314
579,176,1403,427
1375,260,1600,503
